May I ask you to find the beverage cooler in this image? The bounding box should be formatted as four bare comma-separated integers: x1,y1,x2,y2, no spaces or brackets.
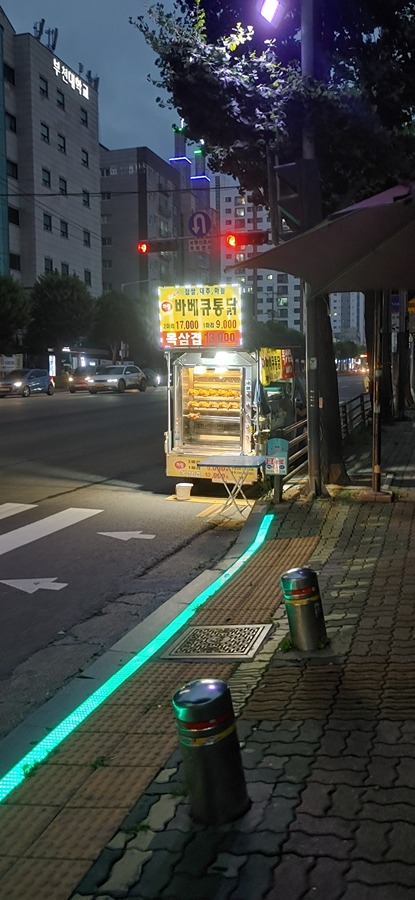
165,350,258,482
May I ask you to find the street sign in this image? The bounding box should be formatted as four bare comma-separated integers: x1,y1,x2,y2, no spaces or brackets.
188,211,212,236
188,237,211,253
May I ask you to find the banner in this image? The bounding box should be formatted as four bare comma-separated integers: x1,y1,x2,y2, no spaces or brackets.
259,347,294,385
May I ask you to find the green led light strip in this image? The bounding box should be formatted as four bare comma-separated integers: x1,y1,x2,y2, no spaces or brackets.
0,512,274,802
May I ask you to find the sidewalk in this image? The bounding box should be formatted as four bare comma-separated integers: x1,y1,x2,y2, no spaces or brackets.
1,415,415,899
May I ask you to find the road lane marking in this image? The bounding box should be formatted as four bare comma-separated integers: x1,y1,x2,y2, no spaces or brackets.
0,508,103,556
0,503,37,520
0,578,68,594
98,531,155,541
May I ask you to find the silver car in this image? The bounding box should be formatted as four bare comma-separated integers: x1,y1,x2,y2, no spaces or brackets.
87,364,147,394
0,368,55,398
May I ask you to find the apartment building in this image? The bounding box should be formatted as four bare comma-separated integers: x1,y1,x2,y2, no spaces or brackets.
330,291,365,343
216,175,303,330
0,8,102,294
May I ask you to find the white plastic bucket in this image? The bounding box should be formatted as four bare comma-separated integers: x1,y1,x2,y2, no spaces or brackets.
176,482,193,500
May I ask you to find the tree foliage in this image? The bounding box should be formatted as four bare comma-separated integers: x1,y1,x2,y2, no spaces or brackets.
26,272,94,352
0,275,32,353
133,0,415,211
93,291,146,363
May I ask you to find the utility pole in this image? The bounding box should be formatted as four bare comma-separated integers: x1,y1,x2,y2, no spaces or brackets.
301,0,321,496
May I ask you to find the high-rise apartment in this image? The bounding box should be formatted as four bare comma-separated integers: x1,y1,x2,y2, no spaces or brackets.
0,8,102,294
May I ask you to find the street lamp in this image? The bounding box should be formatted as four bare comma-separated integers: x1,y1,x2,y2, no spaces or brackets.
259,0,321,496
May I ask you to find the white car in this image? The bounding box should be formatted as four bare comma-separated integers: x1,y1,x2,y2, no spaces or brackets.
87,364,147,394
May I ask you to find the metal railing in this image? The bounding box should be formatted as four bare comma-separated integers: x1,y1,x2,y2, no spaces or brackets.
280,392,371,483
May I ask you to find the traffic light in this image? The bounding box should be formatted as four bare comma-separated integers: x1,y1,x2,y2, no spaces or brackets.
136,238,180,253
276,159,322,234
225,231,269,249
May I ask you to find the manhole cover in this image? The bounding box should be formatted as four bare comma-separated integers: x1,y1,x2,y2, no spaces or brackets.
163,624,273,660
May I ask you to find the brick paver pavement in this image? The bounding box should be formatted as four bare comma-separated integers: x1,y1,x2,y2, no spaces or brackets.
1,413,415,899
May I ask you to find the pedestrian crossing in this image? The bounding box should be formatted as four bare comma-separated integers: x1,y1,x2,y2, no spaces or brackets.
0,505,103,557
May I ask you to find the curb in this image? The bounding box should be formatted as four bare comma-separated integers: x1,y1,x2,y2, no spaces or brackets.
0,501,271,781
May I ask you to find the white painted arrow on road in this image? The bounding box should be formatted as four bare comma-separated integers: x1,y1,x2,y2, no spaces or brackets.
0,578,68,594
98,531,156,541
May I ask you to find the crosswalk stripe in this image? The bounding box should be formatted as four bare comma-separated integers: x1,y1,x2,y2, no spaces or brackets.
0,508,103,556
0,503,37,521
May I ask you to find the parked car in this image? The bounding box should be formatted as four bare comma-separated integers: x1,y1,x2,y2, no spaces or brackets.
141,367,166,388
68,366,95,393
87,364,147,394
0,368,55,398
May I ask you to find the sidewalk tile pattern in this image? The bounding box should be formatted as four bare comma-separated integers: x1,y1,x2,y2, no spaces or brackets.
2,416,415,898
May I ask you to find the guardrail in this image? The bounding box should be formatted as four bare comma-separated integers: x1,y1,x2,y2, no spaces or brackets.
280,392,371,483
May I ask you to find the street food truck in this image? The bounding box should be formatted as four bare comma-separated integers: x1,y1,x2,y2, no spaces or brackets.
159,284,303,483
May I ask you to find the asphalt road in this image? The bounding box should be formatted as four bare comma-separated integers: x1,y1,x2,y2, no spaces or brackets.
0,387,238,738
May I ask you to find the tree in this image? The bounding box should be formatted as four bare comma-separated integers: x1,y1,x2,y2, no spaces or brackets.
93,291,147,364
0,275,32,353
133,1,415,485
26,272,94,352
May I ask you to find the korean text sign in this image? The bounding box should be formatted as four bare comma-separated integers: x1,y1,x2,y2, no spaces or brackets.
158,284,242,349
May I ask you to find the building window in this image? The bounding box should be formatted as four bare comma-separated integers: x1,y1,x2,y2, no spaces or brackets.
101,192,111,200
56,89,65,109
102,260,112,269
83,230,91,247
7,160,18,180
4,63,15,85
81,148,89,168
101,236,112,246
57,133,66,153
267,274,273,280
59,177,67,195
43,213,52,232
84,269,91,286
103,282,113,292
277,274,288,283
60,220,68,238
235,207,245,217
9,253,20,270
42,167,51,187
101,168,110,177
82,190,90,207
225,208,232,214
225,196,232,202
40,122,49,143
8,206,20,226
101,214,112,224
44,257,53,273
276,296,288,307
80,107,88,127
5,112,16,132
61,262,69,276
39,76,48,97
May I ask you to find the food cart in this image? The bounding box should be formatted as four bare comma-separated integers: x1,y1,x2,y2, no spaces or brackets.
159,284,303,485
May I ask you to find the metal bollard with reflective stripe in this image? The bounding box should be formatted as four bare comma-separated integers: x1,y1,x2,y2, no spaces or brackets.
280,566,327,651
172,678,250,825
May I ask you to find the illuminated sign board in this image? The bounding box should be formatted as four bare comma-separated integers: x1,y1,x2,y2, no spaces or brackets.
158,284,242,349
53,58,89,99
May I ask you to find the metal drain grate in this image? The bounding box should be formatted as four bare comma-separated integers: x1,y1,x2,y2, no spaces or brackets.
163,624,273,660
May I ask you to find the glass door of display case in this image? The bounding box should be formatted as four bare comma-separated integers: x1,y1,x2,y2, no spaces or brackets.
172,352,254,456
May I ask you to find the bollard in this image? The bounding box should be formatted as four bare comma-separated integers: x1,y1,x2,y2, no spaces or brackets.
280,566,327,651
172,678,250,825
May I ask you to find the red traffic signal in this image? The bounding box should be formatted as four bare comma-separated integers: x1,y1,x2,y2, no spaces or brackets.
225,231,269,249
137,241,149,254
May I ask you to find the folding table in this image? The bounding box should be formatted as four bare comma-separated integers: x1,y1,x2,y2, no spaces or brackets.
197,454,266,520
